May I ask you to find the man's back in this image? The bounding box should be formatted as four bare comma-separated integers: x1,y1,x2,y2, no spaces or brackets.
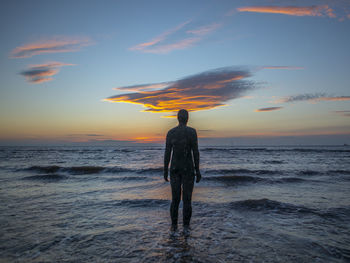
165,124,199,175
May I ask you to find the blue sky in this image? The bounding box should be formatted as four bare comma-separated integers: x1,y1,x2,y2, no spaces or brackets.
1,0,349,145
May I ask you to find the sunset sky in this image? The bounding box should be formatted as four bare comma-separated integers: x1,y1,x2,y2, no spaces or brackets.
1,0,349,145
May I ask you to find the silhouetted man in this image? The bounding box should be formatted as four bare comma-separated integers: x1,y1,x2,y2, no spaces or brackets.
164,109,201,231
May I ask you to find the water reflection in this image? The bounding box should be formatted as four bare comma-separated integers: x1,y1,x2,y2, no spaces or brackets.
164,229,194,262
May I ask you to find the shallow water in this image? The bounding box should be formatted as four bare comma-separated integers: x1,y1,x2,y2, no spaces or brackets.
0,146,349,262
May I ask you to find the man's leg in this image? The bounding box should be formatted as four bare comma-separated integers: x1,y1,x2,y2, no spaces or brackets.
182,174,194,226
170,173,182,227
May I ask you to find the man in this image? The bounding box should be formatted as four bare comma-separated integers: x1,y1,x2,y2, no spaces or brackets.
164,109,201,231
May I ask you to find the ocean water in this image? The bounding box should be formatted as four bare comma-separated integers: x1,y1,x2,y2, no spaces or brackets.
0,145,349,262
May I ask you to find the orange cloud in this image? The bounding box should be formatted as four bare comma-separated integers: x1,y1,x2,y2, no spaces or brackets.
133,136,162,143
105,67,255,114
11,36,92,58
20,61,74,84
316,97,350,102
255,107,283,112
30,77,54,84
237,5,336,18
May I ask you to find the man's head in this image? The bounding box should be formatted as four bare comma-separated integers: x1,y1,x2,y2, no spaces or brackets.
177,109,189,125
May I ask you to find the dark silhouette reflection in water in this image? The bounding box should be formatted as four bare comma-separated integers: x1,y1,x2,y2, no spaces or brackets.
164,109,201,230
165,229,194,262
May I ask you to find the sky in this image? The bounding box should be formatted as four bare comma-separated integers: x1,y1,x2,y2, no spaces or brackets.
1,0,350,145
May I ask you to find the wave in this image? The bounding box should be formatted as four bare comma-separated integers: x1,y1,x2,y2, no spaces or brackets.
289,148,350,153
201,148,233,152
113,149,135,153
201,147,267,152
298,170,322,176
10,148,105,153
321,206,350,221
329,170,350,175
205,175,308,185
228,199,350,220
23,165,163,175
201,147,350,153
22,174,68,181
105,176,153,182
205,175,264,184
206,168,281,175
22,173,155,183
20,165,346,179
229,198,318,215
25,165,106,174
25,165,61,173
274,177,307,183
299,169,350,176
103,199,169,208
263,160,284,164
137,167,163,174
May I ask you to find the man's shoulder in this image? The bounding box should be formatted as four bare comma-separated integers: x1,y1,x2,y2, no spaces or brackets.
185,126,196,134
167,126,178,136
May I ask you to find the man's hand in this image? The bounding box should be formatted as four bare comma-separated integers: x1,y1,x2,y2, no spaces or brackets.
195,171,201,183
164,169,169,182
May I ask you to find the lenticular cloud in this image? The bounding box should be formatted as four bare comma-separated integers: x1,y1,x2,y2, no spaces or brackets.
105,67,255,114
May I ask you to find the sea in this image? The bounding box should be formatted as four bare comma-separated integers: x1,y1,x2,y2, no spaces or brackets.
0,145,349,262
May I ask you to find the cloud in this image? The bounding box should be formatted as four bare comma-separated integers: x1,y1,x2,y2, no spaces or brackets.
20,61,74,84
334,111,350,117
317,96,350,102
186,23,221,36
11,36,92,58
67,134,104,137
140,37,201,54
198,129,215,132
129,21,220,54
129,21,190,52
255,107,283,112
262,66,304,70
114,82,174,92
133,136,162,143
105,67,255,114
237,5,336,18
276,93,326,103
276,93,350,103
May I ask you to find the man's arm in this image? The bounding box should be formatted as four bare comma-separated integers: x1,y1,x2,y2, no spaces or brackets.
192,129,201,183
163,131,172,182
